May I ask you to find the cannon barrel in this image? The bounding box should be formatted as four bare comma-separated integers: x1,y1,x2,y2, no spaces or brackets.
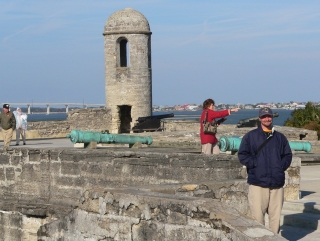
66,130,153,145
237,112,279,128
218,136,242,152
137,113,174,123
217,136,312,153
288,142,312,152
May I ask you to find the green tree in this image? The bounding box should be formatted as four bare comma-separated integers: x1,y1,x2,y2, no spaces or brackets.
284,102,320,139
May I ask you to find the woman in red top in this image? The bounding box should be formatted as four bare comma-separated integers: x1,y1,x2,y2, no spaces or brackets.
200,98,239,154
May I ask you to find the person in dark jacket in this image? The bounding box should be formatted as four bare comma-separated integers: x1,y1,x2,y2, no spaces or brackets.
0,104,16,147
238,107,292,234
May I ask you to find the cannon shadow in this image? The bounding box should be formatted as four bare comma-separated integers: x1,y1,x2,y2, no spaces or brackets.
281,201,320,241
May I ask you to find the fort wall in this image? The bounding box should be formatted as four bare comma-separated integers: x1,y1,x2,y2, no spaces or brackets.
0,108,112,140
0,147,299,240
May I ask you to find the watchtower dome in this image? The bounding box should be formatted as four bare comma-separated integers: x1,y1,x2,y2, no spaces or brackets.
103,8,152,133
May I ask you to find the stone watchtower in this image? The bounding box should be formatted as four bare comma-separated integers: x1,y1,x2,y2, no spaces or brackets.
103,8,152,133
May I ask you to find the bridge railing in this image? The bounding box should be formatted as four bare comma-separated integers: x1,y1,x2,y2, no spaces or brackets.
1,102,106,114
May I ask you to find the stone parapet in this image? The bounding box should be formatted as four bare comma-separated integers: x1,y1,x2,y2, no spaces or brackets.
38,188,287,241
68,108,111,131
0,147,300,240
27,120,71,138
0,148,242,214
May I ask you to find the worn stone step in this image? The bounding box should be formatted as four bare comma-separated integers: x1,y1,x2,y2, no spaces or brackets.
282,201,320,215
280,210,320,230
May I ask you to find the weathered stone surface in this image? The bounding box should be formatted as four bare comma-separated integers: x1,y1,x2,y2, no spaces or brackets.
5,167,15,181
0,211,23,241
26,120,71,139
0,210,50,241
0,155,9,165
0,146,300,240
68,108,111,132
283,157,301,201
38,188,287,241
0,168,5,182
0,148,300,206
28,150,41,162
11,155,21,166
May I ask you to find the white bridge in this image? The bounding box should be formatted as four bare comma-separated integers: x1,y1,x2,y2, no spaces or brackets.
0,102,105,114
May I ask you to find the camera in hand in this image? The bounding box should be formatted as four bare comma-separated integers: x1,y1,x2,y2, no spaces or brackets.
216,118,227,125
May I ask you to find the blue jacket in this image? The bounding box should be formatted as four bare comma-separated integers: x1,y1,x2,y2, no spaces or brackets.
238,125,292,188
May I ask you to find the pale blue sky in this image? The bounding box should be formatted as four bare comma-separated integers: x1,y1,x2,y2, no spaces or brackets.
1,0,319,106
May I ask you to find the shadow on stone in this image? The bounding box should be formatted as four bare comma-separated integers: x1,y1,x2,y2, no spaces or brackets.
12,142,54,146
281,202,320,241
300,191,316,199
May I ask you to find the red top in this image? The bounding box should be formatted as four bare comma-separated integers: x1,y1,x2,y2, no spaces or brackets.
200,109,230,144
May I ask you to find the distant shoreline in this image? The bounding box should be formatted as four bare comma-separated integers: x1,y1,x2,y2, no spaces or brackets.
25,109,293,126
28,112,67,115
154,108,296,112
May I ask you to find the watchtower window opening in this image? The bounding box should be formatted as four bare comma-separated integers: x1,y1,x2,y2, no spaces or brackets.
118,105,132,133
119,39,130,67
148,37,151,68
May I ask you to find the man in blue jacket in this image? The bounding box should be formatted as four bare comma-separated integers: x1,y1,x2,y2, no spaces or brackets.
238,107,292,234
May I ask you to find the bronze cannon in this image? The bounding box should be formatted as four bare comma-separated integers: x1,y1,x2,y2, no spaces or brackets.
66,130,153,148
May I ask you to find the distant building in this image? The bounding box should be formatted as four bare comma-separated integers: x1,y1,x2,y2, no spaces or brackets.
187,105,199,110
244,105,254,109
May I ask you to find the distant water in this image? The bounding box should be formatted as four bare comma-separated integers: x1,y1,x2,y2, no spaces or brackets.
27,109,293,126
154,109,293,126
28,113,67,122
